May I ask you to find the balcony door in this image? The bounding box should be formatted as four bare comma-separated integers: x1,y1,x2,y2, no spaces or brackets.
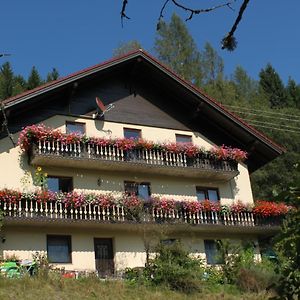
94,238,114,277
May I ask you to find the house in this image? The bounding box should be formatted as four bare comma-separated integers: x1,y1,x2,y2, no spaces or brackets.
0,50,286,275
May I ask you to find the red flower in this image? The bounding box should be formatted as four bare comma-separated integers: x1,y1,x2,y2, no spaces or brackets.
253,200,291,217
182,201,202,213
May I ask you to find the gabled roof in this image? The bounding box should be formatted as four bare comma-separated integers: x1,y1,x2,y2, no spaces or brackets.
1,49,285,172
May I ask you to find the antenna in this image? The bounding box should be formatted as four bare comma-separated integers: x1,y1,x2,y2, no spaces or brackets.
93,97,115,119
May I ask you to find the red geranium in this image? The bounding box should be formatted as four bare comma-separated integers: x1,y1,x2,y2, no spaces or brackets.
253,200,291,217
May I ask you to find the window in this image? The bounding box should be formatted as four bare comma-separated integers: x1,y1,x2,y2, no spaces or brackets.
161,239,177,246
175,134,192,144
47,176,73,193
124,181,151,200
204,240,224,265
66,121,85,135
196,187,219,202
123,128,141,140
47,235,72,263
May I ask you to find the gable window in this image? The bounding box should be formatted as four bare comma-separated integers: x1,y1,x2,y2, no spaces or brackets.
66,121,85,135
196,187,219,202
124,181,151,200
204,240,224,265
175,134,192,144
123,128,141,140
47,235,72,263
47,176,73,193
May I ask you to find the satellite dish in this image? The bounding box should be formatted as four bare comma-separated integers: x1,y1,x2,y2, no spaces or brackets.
93,97,115,119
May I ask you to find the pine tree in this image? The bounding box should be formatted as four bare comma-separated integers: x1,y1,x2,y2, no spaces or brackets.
232,65,258,102
154,13,202,86
46,68,59,82
13,75,27,96
201,42,224,85
113,40,142,57
259,64,288,108
0,62,14,100
27,66,43,90
286,77,300,108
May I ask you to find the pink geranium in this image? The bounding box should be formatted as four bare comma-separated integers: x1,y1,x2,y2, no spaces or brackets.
182,201,202,214
152,198,176,213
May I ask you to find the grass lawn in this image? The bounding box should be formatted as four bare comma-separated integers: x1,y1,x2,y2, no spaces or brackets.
0,276,273,300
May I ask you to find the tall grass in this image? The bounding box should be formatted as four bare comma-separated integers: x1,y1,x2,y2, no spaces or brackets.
0,276,272,300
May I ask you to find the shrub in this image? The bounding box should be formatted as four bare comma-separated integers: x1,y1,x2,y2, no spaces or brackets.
144,241,204,293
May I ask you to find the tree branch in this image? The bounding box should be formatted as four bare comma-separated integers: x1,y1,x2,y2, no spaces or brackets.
170,0,236,21
222,0,250,51
120,0,130,28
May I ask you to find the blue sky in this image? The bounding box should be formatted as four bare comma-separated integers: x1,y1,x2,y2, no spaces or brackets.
1,1,300,84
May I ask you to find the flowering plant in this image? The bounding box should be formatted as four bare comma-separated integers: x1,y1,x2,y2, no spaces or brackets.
18,125,248,163
182,201,202,214
211,145,247,162
63,191,86,208
152,197,176,213
0,188,295,219
230,201,251,213
123,194,143,210
32,190,56,203
253,200,292,217
200,200,221,212
95,194,115,208
0,189,22,204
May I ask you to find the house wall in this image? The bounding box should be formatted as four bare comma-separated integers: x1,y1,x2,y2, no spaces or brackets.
0,114,254,205
0,114,257,271
0,226,260,272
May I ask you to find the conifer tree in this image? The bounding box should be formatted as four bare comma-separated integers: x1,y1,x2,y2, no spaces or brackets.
286,77,300,108
0,62,14,99
27,66,43,90
13,75,27,96
46,68,59,82
232,65,258,102
154,13,202,86
259,64,288,108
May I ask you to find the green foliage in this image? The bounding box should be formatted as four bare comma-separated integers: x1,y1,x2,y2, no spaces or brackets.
259,63,288,108
27,66,43,90
0,62,14,99
272,175,300,299
286,77,300,108
46,68,59,82
217,240,277,293
155,13,202,86
201,42,224,85
113,40,142,57
126,242,204,294
145,242,204,293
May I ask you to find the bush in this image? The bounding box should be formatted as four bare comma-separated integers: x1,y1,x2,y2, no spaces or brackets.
217,240,278,292
236,260,278,293
144,241,204,293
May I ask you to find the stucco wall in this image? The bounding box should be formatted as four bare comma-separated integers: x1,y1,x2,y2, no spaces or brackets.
0,226,260,271
0,114,254,205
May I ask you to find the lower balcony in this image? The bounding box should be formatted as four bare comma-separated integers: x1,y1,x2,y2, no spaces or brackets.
29,141,239,180
1,199,283,235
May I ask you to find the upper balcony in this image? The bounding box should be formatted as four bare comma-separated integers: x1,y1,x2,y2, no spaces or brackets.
29,140,239,180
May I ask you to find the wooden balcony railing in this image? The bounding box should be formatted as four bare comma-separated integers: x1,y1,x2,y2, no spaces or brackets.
29,140,239,179
1,199,282,229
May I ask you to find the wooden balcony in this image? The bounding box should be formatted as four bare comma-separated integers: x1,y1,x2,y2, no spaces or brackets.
1,199,282,235
29,141,239,180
